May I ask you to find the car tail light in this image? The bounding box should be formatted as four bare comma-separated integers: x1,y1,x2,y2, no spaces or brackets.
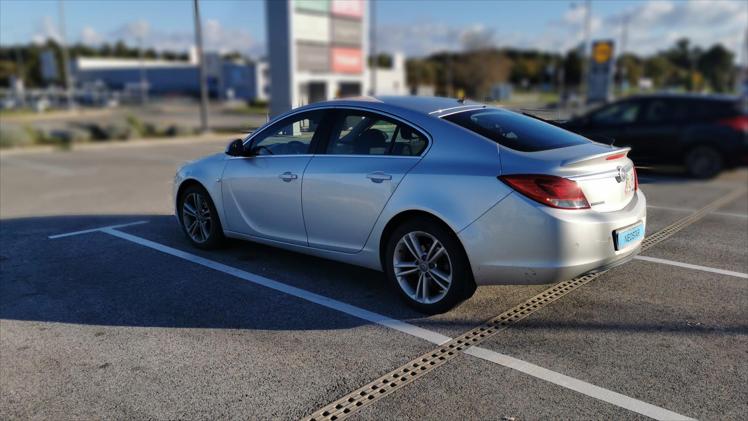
499,174,590,209
633,167,639,191
605,152,627,160
718,115,748,132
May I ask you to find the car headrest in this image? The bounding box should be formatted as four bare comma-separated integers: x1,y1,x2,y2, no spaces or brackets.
355,129,388,154
399,126,414,140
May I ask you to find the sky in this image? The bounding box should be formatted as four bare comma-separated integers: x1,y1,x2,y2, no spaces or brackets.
0,0,746,60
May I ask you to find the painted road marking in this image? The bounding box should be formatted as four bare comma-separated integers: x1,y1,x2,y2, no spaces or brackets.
309,187,746,420
647,204,747,219
634,255,747,279
47,220,149,239
49,224,689,420
465,347,694,421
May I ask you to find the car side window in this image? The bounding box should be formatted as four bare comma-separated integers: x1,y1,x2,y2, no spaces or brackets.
590,102,640,125
391,125,428,156
643,100,683,123
250,110,324,155
327,113,397,155
327,111,427,156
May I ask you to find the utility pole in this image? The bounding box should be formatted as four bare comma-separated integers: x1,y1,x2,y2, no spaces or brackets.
58,0,73,109
618,13,629,95
193,0,209,133
138,35,148,105
580,0,591,102
369,0,377,95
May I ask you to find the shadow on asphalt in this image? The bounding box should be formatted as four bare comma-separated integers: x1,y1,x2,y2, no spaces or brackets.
0,214,431,331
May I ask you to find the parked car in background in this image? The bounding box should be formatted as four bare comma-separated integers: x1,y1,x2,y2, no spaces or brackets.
173,96,646,313
562,94,748,178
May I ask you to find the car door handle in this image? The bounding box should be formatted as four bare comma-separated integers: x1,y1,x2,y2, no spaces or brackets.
279,172,298,182
366,172,392,183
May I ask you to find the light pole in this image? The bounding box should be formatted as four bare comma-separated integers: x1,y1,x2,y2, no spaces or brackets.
581,0,591,101
369,0,376,95
193,0,209,133
58,0,73,109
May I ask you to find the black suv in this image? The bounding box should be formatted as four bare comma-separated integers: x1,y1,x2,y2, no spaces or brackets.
562,94,747,178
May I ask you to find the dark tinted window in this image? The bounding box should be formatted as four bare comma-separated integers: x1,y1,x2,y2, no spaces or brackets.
681,98,743,120
327,111,428,156
589,101,641,124
643,99,686,123
443,109,589,152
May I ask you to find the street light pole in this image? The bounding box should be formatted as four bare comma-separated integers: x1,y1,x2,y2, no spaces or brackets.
58,0,73,109
369,0,377,96
580,0,591,102
193,0,209,133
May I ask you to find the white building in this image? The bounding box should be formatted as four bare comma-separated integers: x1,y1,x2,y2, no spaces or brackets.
373,53,407,95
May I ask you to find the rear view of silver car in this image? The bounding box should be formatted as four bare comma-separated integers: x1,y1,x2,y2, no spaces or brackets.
174,97,646,313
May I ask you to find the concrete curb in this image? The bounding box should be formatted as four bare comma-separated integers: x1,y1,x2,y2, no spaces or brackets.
0,133,233,157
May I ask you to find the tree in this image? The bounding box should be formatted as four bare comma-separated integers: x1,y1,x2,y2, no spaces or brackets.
698,45,735,92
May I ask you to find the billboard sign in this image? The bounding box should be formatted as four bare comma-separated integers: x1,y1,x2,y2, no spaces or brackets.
293,0,364,74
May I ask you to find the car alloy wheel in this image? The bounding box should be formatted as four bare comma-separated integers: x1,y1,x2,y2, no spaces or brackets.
393,231,453,305
182,192,213,243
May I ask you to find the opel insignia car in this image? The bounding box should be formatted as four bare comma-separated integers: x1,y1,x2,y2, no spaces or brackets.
174,96,646,313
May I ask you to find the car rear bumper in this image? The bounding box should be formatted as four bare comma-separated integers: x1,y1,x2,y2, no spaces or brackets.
458,189,647,285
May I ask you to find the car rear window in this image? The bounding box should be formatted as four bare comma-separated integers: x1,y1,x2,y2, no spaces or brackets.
443,109,590,152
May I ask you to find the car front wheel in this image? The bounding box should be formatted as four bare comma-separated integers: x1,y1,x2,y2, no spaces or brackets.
179,184,225,249
384,218,475,314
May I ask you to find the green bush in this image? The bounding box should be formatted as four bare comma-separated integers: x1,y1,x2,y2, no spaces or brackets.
103,122,137,141
125,114,146,137
165,124,194,137
0,125,35,148
49,128,92,146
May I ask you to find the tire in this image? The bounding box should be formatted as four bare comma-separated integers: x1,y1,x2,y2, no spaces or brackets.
178,184,225,249
684,146,723,179
384,218,476,314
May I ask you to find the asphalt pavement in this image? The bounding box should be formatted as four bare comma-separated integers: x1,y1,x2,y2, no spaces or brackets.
1,139,746,420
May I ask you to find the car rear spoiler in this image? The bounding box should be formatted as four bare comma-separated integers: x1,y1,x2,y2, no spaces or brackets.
562,147,632,168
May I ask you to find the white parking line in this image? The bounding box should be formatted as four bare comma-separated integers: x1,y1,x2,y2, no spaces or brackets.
47,223,693,420
465,347,694,421
634,255,748,279
647,204,748,219
47,220,149,239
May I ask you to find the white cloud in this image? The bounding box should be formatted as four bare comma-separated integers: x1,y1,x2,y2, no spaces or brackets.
606,0,746,56
31,16,61,44
80,26,103,45
75,18,261,57
376,0,746,60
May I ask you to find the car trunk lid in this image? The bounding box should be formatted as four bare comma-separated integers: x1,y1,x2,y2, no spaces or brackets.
500,143,637,212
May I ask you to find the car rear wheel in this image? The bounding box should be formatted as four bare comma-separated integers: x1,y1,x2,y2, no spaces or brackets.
179,184,225,249
684,146,723,179
384,218,475,314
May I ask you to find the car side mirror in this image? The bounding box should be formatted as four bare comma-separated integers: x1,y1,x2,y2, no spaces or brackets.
225,138,246,157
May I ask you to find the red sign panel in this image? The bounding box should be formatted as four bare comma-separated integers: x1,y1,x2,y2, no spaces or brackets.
331,0,364,18
331,47,363,74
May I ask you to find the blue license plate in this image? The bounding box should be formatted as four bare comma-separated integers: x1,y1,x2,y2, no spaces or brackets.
614,222,644,250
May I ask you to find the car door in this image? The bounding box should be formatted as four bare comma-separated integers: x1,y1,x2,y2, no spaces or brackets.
221,109,328,245
301,109,428,253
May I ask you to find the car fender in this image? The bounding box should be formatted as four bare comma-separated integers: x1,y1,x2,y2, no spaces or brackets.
174,153,229,223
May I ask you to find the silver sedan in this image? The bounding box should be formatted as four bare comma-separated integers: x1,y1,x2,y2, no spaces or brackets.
174,96,646,313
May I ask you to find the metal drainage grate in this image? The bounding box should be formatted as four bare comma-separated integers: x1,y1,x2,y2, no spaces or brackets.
304,187,746,421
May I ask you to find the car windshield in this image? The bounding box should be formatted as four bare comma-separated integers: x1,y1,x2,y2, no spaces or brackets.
443,109,590,152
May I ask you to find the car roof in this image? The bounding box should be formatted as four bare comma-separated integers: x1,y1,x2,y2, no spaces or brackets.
304,95,486,118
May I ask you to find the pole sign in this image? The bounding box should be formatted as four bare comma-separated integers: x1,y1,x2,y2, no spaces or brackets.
587,40,615,103
267,0,368,117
